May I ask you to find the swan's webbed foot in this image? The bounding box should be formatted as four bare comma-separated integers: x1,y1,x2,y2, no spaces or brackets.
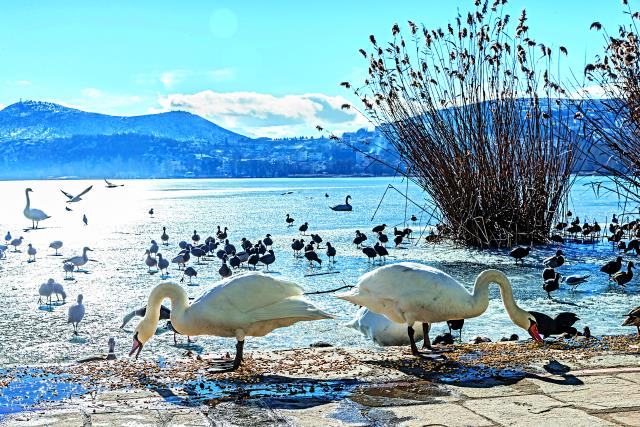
206,340,244,373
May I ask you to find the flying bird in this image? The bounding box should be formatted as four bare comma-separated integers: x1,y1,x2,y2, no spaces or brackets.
105,179,124,188
61,186,93,203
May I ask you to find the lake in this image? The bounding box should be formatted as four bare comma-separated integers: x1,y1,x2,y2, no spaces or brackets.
0,176,638,366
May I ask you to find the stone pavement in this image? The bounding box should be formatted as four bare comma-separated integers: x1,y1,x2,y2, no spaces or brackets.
4,365,640,426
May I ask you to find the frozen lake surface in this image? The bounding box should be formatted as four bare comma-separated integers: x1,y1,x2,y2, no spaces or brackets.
0,176,638,365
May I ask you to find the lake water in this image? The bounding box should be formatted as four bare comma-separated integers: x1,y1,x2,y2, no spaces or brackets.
0,176,638,366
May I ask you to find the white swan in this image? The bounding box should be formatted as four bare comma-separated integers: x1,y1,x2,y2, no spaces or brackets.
64,247,93,271
68,294,85,335
330,195,352,212
23,188,50,229
346,307,424,346
130,272,333,370
52,280,66,302
336,262,542,355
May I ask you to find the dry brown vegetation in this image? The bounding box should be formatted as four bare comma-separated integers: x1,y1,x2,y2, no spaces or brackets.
577,1,640,204
339,0,581,247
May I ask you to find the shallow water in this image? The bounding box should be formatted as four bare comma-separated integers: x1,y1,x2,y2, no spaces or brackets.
0,176,638,366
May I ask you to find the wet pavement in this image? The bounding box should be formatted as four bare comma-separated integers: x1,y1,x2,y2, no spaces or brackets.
2,340,640,426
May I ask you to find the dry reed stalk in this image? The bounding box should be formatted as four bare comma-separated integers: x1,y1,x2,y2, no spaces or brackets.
337,0,579,247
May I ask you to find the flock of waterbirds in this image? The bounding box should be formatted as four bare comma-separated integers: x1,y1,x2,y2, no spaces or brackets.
4,183,640,371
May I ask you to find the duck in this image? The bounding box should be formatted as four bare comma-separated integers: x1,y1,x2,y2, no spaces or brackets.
218,227,228,241
148,208,154,217
336,263,543,356
362,246,377,263
23,188,51,229
68,294,85,335
622,306,640,335
144,250,158,272
229,253,241,269
353,230,367,248
121,304,171,329
27,243,37,262
157,253,169,276
263,234,273,248
311,234,323,248
543,273,561,299
286,214,295,227
129,273,333,370
378,232,389,246
181,266,197,285
291,239,304,257
528,312,579,338
372,224,386,233
447,319,465,341
219,256,232,278
393,234,403,247
601,256,623,276
374,242,389,262
259,250,276,271
611,261,635,287
64,247,93,271
509,246,531,264
543,250,565,268
49,240,63,256
299,222,309,235
542,267,556,281
248,251,260,270
304,249,322,267
346,307,424,346
326,242,337,262
161,227,169,245
192,230,200,244
224,240,236,255
149,240,159,257
330,195,352,212
4,231,11,245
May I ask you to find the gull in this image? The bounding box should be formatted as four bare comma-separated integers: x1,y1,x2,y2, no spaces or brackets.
27,243,37,262
49,240,63,256
82,214,88,226
61,185,93,203
38,279,55,305
11,236,23,252
63,262,76,280
68,294,85,335
105,179,124,188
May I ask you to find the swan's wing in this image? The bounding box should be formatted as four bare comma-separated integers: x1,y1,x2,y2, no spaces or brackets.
104,179,112,185
195,272,304,314
245,296,332,322
77,185,93,197
60,190,73,199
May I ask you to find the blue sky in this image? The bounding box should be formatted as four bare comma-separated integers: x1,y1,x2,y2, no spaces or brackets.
0,1,627,137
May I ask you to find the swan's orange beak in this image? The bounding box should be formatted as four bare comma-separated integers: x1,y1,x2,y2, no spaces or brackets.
529,323,543,342
129,334,143,358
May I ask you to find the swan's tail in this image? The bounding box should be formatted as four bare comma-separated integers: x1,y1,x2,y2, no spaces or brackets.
335,288,366,306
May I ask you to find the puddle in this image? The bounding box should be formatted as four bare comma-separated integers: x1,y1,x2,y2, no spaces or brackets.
154,377,360,409
438,364,526,386
350,382,452,407
0,369,88,415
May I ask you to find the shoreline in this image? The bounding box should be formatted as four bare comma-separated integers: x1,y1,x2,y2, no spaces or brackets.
2,335,640,426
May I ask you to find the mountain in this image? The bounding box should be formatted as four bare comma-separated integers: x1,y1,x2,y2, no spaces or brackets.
0,101,392,179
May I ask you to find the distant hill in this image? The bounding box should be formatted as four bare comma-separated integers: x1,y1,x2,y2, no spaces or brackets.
0,101,392,179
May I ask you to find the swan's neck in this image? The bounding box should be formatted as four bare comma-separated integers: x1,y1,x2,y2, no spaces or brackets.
471,270,530,328
143,283,189,331
24,191,31,211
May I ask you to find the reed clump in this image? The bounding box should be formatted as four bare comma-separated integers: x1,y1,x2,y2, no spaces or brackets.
340,0,579,247
577,1,640,203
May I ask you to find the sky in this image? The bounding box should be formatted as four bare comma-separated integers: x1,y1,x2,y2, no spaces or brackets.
0,0,629,138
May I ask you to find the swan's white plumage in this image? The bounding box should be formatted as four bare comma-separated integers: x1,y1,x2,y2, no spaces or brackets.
346,307,423,346
137,272,333,344
337,262,534,332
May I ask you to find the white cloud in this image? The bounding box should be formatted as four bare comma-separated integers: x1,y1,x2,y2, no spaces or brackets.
5,80,31,86
63,88,143,115
159,68,235,88
154,90,370,137
81,87,103,99
567,84,613,99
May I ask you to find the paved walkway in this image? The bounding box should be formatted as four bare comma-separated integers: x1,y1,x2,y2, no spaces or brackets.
3,348,640,426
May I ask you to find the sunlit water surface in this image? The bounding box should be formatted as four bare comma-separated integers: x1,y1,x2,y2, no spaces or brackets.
0,176,637,366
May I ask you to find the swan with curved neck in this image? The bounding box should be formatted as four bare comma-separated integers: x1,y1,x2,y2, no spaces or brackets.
131,272,333,370
330,195,352,212
336,262,542,355
23,188,51,229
